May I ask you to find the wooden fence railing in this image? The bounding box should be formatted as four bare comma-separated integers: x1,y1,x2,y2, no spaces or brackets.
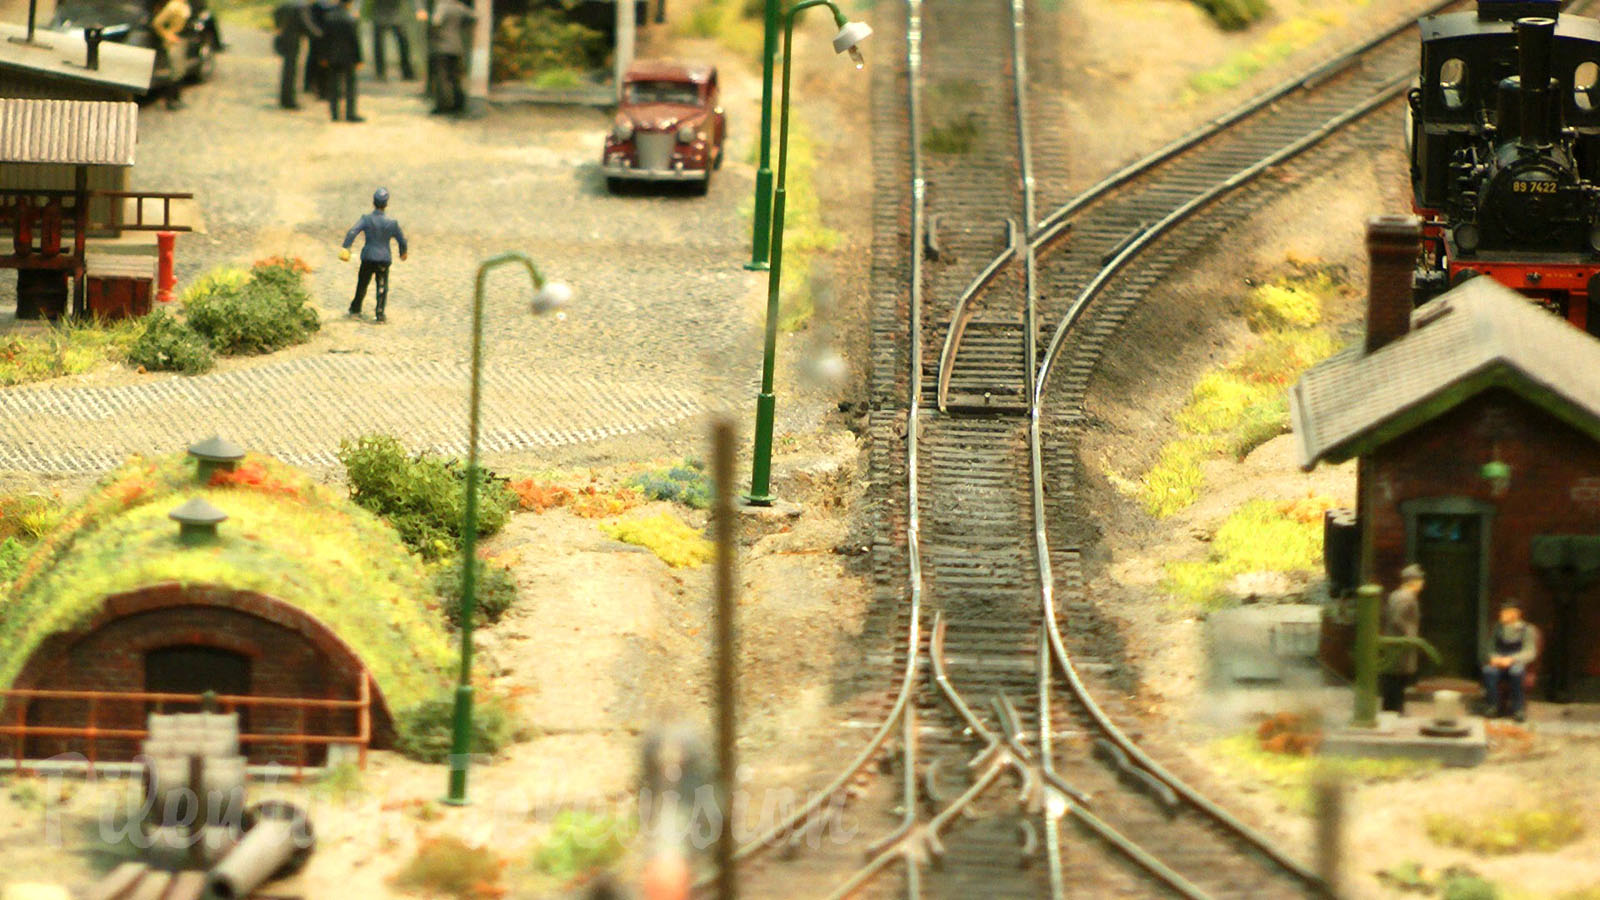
0,672,370,781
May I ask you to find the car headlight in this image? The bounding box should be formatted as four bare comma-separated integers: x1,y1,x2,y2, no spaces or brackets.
677,124,696,143
613,121,634,142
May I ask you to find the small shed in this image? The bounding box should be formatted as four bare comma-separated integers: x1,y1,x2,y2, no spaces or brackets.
0,98,140,317
1292,216,1600,702
0,451,454,768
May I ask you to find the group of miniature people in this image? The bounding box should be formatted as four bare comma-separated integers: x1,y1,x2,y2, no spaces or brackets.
272,0,477,121
1381,563,1541,722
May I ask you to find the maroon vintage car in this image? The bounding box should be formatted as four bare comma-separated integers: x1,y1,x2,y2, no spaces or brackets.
603,61,726,194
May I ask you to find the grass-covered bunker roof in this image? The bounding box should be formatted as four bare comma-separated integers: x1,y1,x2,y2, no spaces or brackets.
1,452,453,720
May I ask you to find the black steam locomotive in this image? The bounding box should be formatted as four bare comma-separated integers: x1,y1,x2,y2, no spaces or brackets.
1409,0,1600,331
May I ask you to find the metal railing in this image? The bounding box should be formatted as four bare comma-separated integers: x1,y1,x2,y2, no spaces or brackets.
0,671,371,780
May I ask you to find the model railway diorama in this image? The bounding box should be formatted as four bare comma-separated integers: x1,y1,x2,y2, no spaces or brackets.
3,0,1600,897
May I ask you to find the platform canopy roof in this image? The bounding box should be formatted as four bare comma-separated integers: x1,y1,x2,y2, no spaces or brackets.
0,21,153,95
1290,277,1600,469
0,98,137,166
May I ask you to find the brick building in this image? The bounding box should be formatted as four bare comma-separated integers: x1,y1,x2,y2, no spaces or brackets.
1292,217,1600,702
0,451,453,766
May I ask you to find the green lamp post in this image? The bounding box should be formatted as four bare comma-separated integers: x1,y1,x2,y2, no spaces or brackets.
444,252,571,806
747,0,870,271
746,0,871,505
746,0,780,271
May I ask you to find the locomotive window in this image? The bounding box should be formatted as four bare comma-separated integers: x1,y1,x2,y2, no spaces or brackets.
1576,61,1600,112
1439,58,1467,110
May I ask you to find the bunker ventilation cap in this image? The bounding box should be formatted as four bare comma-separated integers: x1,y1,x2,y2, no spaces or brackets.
373,187,390,208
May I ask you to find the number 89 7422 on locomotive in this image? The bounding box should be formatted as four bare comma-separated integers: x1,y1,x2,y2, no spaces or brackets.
1409,0,1600,332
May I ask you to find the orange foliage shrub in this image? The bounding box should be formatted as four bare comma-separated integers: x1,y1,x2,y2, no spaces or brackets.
1256,711,1323,756
209,460,303,500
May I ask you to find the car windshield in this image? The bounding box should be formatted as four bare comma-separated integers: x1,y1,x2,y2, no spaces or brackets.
626,80,700,106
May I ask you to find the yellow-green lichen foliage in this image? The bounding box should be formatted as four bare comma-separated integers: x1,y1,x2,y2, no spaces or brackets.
0,453,452,716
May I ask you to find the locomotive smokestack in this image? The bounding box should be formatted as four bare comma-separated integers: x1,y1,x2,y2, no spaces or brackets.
1517,17,1557,146
1364,215,1422,355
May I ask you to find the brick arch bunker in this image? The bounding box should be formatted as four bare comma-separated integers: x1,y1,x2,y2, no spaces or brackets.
10,583,398,763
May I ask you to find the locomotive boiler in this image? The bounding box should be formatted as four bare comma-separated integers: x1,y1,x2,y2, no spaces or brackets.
1409,1,1600,331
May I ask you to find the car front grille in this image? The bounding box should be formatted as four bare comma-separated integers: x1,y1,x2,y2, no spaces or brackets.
636,132,674,171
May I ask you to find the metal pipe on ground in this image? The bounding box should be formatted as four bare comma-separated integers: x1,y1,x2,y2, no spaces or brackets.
205,802,314,900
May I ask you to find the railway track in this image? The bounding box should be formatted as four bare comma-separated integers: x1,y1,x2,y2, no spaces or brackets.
720,0,1505,896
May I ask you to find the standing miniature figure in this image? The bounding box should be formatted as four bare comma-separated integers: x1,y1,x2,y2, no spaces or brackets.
1482,600,1539,722
428,0,474,116
272,0,312,109
321,0,364,121
303,0,335,100
339,188,407,322
1380,563,1424,713
369,0,417,81
149,0,192,110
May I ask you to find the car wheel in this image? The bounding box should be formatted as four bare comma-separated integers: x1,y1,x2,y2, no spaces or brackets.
606,177,625,194
693,170,712,196
713,144,723,170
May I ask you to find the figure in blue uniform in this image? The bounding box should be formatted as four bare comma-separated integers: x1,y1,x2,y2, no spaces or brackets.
340,187,407,322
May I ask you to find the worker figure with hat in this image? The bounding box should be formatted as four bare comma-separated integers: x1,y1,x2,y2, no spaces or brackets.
340,188,407,323
1381,563,1425,713
1482,600,1540,722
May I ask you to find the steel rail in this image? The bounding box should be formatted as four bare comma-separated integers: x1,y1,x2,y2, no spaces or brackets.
1025,0,1600,882
694,0,931,886
1029,0,1459,240
934,218,1017,411
1018,7,1458,898
1035,72,1412,400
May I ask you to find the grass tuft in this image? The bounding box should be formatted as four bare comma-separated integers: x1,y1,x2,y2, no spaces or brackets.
1205,732,1437,812
923,115,981,155
1425,803,1586,855
531,810,634,881
0,317,144,386
1120,270,1344,518
601,513,713,568
1161,496,1330,609
394,835,505,899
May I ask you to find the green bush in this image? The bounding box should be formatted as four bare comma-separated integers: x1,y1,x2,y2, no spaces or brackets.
125,309,215,374
338,434,517,560
396,691,521,763
492,9,606,83
532,66,583,89
628,459,711,510
1194,0,1268,30
182,263,319,355
531,810,633,880
431,557,520,628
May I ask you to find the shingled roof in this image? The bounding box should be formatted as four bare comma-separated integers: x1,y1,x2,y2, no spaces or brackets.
1290,277,1600,469
0,98,137,165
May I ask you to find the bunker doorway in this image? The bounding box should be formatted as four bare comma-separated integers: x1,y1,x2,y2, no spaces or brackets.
144,645,252,727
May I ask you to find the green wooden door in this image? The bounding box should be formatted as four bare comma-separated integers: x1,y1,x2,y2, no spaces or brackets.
1416,514,1483,678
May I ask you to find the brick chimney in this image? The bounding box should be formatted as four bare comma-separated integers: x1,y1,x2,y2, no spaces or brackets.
1365,215,1422,355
